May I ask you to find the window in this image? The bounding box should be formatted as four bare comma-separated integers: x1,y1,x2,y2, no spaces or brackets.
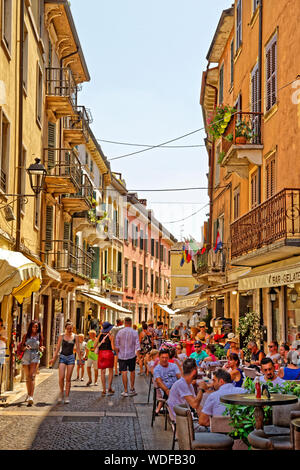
85,152,89,166
160,244,164,262
0,111,10,193
266,156,276,200
151,238,155,256
156,241,159,259
144,268,148,293
235,94,242,122
45,205,53,251
219,64,224,105
132,263,137,289
140,228,144,250
215,144,221,186
236,0,242,51
139,266,143,291
23,24,29,91
124,218,129,241
230,39,234,86
124,260,129,287
90,159,94,173
251,63,260,142
2,0,12,53
36,64,43,125
251,170,259,208
265,35,277,112
233,186,240,220
155,275,159,295
144,230,148,252
151,272,154,293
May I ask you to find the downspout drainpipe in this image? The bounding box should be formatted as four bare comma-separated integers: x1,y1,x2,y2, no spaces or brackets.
10,0,25,391
258,0,264,334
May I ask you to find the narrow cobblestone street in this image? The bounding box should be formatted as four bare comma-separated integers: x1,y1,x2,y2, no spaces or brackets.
0,368,173,450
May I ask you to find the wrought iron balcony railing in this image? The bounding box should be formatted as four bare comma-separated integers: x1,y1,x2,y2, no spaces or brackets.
44,148,82,188
63,106,92,143
46,67,77,104
43,240,93,280
108,271,123,288
231,189,300,259
222,111,263,157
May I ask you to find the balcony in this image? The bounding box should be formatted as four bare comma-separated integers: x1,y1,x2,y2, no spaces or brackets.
61,173,93,214
193,247,226,285
44,148,82,195
108,271,123,289
220,112,263,178
43,240,93,283
231,189,300,266
63,106,92,146
45,67,77,120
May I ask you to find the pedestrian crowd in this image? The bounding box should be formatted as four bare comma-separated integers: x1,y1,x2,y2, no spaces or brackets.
7,315,300,419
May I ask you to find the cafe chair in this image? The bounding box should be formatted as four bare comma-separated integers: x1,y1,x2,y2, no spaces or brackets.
291,412,300,450
173,404,234,451
210,416,232,434
264,399,300,437
164,402,177,450
248,429,293,450
151,384,166,427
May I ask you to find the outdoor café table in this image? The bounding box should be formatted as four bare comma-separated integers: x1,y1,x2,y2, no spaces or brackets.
220,393,298,430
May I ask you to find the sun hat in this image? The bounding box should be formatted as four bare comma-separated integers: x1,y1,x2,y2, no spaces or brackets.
228,337,239,344
227,332,235,340
101,321,113,333
199,322,207,328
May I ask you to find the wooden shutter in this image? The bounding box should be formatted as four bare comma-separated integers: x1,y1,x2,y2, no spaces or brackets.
236,0,242,50
251,171,259,208
63,222,71,250
47,122,56,169
234,187,240,220
139,267,143,291
151,238,154,256
230,40,234,86
266,35,277,112
266,157,276,199
45,206,53,251
91,246,100,279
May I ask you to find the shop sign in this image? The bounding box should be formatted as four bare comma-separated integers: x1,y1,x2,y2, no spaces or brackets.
239,265,300,290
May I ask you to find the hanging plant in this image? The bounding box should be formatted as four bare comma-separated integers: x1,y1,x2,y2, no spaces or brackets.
207,105,236,140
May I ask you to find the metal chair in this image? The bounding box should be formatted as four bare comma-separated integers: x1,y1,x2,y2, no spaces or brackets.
165,402,177,450
151,384,167,427
147,372,153,403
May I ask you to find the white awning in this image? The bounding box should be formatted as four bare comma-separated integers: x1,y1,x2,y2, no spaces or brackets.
156,304,180,316
80,292,132,314
0,248,42,304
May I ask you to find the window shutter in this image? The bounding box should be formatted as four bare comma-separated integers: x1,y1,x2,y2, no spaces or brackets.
236,0,242,50
45,206,53,251
91,246,100,279
266,157,276,199
47,122,56,169
219,65,224,105
266,36,277,112
251,171,259,208
63,222,71,250
230,40,234,85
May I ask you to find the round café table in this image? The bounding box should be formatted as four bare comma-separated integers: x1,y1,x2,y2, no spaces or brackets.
220,393,298,430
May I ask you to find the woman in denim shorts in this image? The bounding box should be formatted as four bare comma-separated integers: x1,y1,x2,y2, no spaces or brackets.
20,321,45,406
49,321,82,404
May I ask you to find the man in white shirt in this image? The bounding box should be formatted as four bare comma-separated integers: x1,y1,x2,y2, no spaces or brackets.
197,369,246,429
259,357,285,386
168,358,204,420
115,317,141,397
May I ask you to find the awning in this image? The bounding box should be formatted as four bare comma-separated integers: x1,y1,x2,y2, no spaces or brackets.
238,260,300,291
156,304,179,316
79,292,132,314
0,248,42,304
42,264,62,283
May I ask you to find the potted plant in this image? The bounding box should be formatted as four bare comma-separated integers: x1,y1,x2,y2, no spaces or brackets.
207,105,236,140
235,120,256,144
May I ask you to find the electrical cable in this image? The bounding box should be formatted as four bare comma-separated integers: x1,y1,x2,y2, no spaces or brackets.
97,139,205,149
161,203,210,224
124,185,229,192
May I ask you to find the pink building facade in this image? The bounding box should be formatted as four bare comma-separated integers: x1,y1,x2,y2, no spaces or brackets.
123,193,176,325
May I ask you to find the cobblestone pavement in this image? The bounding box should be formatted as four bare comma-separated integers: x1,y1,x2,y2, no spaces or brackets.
0,368,174,450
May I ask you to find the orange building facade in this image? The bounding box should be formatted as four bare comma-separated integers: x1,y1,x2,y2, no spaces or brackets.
195,0,300,347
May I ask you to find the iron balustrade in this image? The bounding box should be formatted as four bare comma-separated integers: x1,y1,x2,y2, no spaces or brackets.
195,247,226,275
46,67,77,105
42,239,93,279
221,112,263,157
63,106,92,142
44,148,82,189
231,189,300,258
108,271,123,288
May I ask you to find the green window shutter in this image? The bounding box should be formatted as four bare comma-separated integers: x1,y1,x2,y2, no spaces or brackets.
45,206,53,251
91,246,100,279
47,122,56,170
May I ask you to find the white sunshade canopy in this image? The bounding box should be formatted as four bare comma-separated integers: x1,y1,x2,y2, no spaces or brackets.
0,248,42,303
157,304,180,316
80,292,132,314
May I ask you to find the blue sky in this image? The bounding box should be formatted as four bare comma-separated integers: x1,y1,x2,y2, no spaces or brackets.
70,0,231,241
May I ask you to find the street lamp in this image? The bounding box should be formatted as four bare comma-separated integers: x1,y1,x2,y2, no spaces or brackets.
269,288,277,302
26,158,47,195
289,288,298,303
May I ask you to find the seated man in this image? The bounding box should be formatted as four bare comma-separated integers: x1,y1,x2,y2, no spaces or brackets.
190,341,208,366
153,349,181,415
197,368,246,430
167,358,204,421
258,357,285,386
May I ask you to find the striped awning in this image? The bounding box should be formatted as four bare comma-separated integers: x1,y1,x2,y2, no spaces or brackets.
0,248,42,304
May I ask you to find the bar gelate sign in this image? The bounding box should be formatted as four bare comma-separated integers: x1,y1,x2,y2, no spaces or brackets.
239,265,300,290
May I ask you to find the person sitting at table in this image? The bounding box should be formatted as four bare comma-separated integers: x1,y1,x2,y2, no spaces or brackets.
196,369,246,430
278,350,300,381
226,337,244,362
195,322,209,342
225,353,244,387
190,341,209,366
203,344,217,362
153,349,181,415
278,342,290,367
176,343,187,364
246,341,265,368
167,358,204,422
258,357,285,386
168,346,183,374
266,341,281,363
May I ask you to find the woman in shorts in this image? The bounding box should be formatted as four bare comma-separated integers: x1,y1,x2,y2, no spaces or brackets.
86,330,99,386
21,321,45,406
49,321,82,404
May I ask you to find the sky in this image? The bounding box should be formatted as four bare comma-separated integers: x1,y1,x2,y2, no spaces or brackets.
70,0,231,242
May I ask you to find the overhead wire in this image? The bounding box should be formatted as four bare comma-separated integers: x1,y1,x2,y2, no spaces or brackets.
97,139,205,149
161,203,210,224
